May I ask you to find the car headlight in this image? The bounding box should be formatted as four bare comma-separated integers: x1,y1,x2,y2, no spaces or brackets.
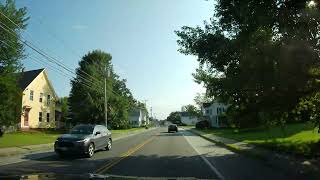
77,138,90,143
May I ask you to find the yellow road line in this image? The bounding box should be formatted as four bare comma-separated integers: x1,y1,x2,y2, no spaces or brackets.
94,136,155,174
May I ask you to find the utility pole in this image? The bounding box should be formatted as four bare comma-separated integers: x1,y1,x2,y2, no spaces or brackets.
105,66,110,128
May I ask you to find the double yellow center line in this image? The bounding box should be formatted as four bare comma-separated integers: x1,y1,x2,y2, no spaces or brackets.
94,136,155,174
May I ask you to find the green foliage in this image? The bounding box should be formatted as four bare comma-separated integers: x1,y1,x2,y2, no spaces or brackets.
0,131,61,148
182,104,201,117
193,92,214,108
58,97,69,122
176,0,320,128
0,0,28,126
69,50,137,129
166,111,181,124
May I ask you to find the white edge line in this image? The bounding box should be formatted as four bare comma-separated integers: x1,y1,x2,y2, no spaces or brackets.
182,130,225,180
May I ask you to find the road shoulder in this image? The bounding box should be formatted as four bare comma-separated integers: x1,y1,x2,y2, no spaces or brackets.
186,127,320,179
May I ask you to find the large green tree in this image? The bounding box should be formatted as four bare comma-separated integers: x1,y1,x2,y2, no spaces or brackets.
182,104,201,117
69,50,136,129
176,1,320,128
0,0,28,127
166,111,181,124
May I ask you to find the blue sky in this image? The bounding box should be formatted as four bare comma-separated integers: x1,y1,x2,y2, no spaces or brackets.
15,0,214,119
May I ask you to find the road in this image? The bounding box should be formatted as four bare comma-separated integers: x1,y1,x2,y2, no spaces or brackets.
0,127,296,179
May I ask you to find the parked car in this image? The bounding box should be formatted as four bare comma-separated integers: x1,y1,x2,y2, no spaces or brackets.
195,120,210,129
54,124,112,158
168,124,178,133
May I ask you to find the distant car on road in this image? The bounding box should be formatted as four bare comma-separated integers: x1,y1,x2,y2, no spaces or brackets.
54,124,112,158
168,124,178,133
195,120,210,129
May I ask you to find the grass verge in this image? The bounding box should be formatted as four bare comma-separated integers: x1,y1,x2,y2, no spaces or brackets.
0,131,62,148
111,127,146,134
199,123,320,157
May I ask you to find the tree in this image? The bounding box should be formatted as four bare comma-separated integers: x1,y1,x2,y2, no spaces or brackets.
69,50,136,129
58,97,69,123
166,111,181,124
176,0,320,128
0,0,28,127
194,93,214,108
182,104,201,117
69,50,113,125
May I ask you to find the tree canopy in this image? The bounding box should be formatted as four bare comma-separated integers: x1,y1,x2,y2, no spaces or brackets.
182,104,201,117
176,0,320,128
166,111,181,124
69,50,145,129
0,0,28,126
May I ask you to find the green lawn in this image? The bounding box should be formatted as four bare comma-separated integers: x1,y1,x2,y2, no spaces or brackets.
111,127,145,133
0,131,62,148
199,123,320,156
0,127,148,148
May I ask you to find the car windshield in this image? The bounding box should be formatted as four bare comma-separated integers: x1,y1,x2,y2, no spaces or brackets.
70,125,94,135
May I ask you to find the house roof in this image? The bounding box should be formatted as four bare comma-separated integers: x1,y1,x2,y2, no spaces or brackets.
18,68,44,90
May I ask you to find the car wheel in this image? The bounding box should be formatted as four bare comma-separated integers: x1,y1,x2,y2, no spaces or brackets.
105,139,112,151
86,143,95,158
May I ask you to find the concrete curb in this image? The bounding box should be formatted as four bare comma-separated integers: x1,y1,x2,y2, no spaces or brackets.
0,127,157,158
186,128,320,179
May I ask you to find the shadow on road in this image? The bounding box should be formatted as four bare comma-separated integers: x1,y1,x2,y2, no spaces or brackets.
157,130,197,137
22,149,109,162
0,149,308,179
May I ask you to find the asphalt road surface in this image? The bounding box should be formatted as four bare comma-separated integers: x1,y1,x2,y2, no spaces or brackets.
0,127,298,180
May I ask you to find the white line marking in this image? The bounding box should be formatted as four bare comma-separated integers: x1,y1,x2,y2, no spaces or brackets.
183,130,225,180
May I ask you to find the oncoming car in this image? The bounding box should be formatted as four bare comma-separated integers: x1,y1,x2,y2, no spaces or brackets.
168,124,178,133
54,124,112,158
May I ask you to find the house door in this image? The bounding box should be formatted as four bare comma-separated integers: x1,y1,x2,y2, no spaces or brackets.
24,109,30,127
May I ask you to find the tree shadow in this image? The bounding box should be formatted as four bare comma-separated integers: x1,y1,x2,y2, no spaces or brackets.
0,150,316,179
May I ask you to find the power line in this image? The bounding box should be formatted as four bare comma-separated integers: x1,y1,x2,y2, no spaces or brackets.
0,38,101,91
0,10,104,87
0,12,127,98
0,21,103,90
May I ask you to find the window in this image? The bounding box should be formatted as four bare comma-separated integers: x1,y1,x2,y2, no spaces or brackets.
39,112,42,122
47,95,51,105
30,90,34,101
205,110,209,114
46,113,50,122
39,93,43,102
216,108,219,114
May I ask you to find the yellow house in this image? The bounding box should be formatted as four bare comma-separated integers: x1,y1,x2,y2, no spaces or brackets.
19,68,58,128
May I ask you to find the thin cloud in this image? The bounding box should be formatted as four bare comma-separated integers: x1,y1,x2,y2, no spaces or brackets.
71,24,88,30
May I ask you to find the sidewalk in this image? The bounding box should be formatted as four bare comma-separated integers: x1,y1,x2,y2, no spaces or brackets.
0,127,156,166
186,127,320,179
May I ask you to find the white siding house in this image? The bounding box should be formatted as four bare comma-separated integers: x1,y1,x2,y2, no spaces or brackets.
180,112,198,125
202,101,228,128
129,109,147,127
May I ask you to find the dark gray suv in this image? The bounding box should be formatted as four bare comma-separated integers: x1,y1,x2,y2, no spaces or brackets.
54,124,112,158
